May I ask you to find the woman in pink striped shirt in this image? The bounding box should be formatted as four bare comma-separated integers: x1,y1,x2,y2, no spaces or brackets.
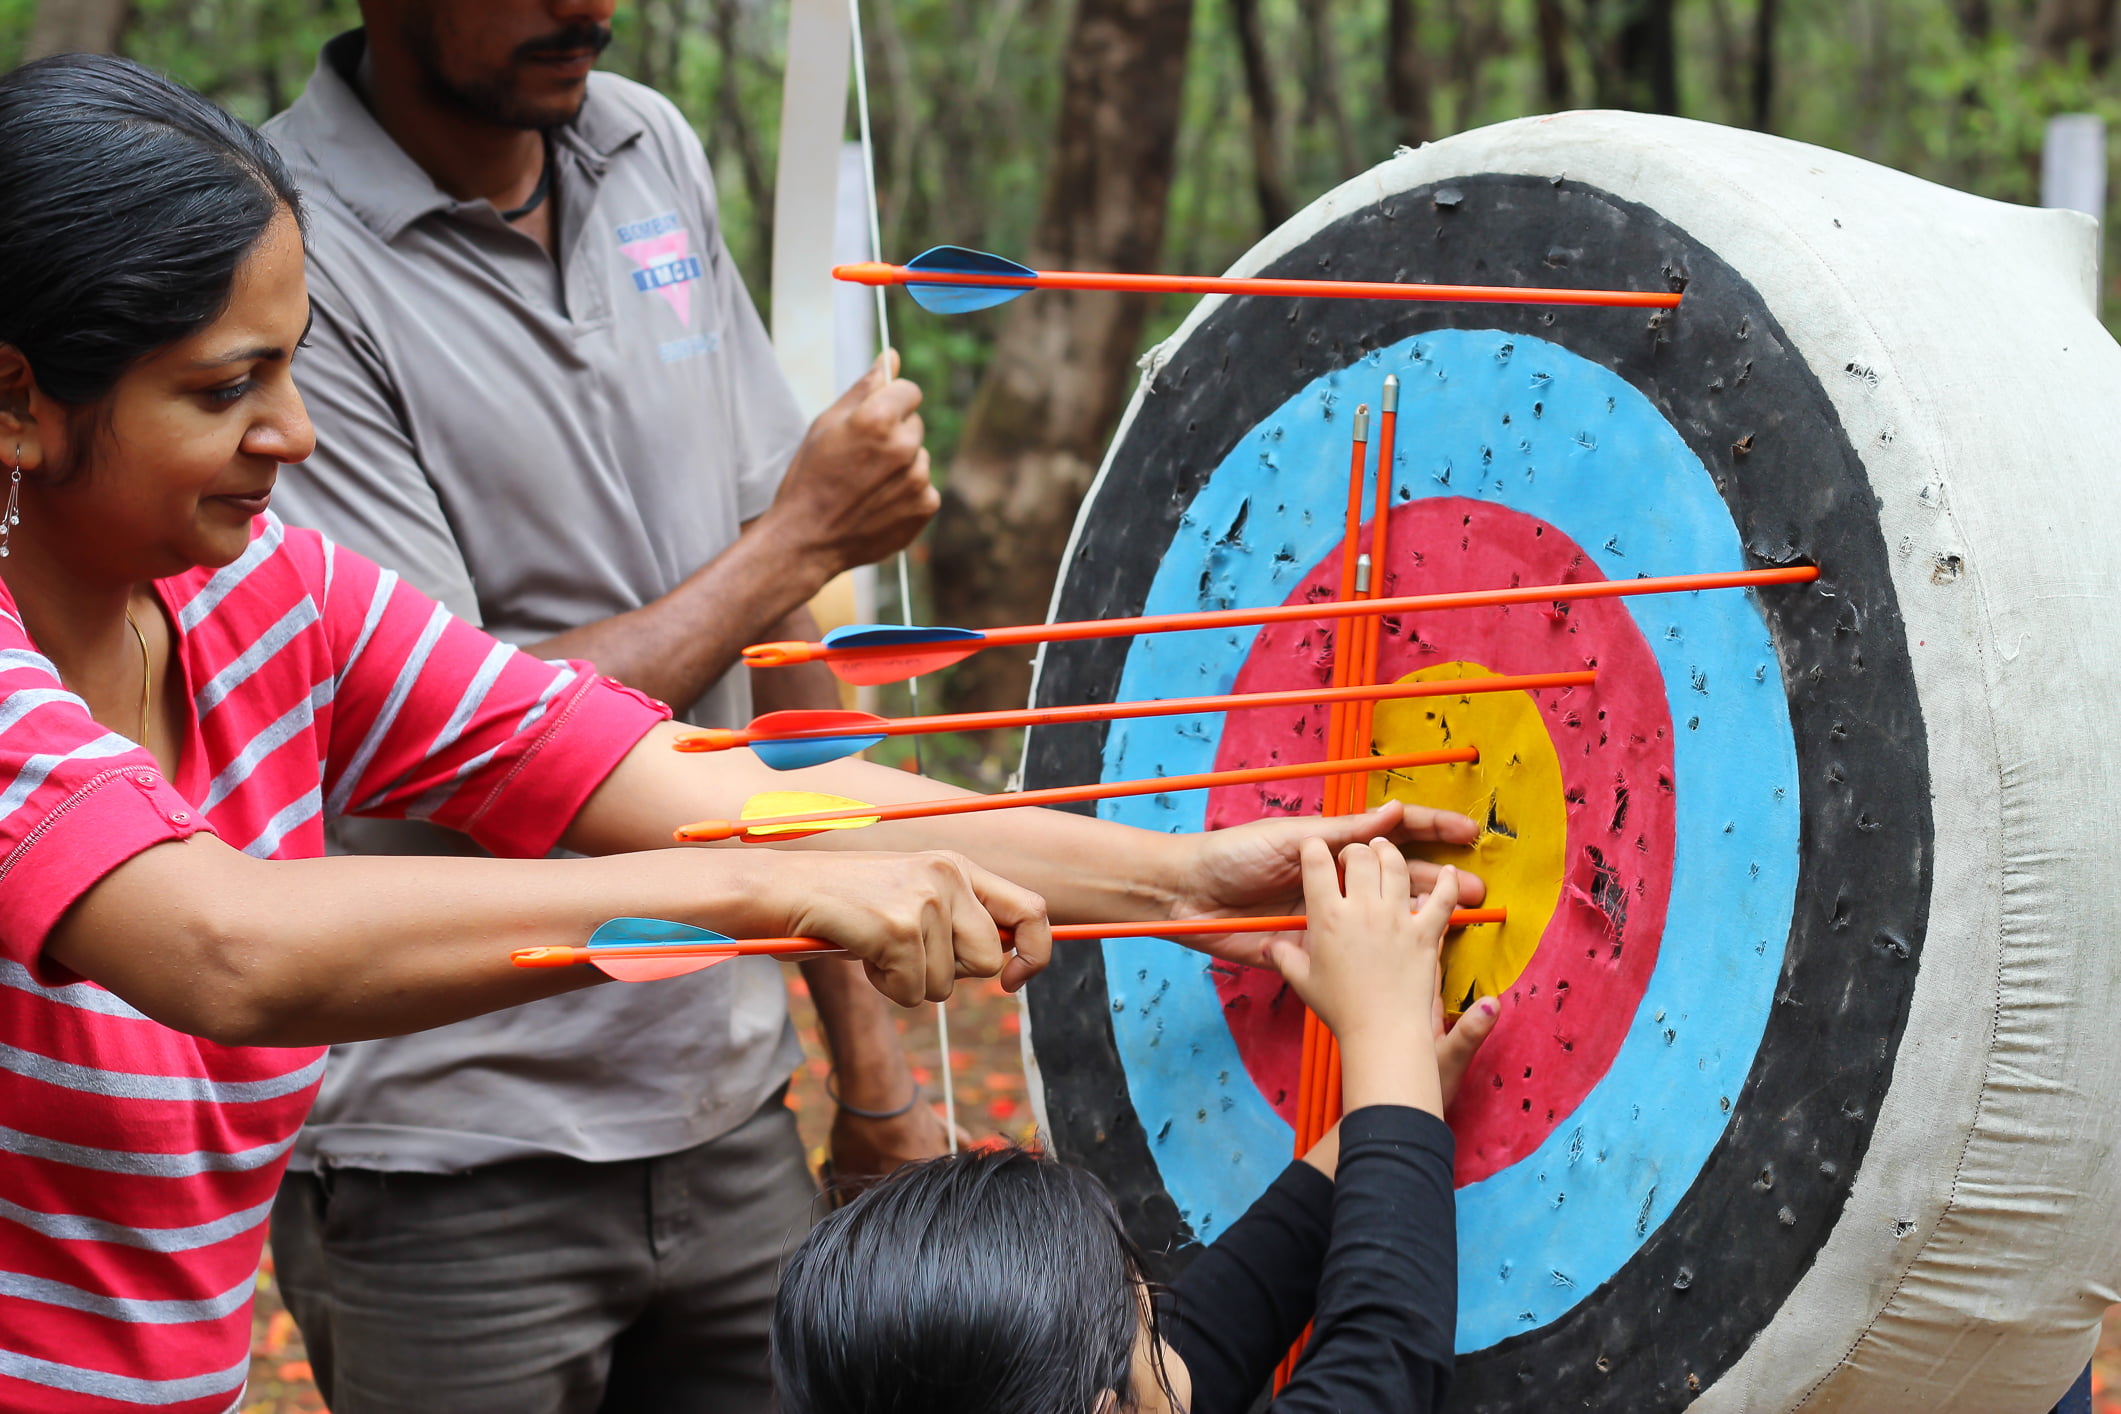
0,55,1482,1414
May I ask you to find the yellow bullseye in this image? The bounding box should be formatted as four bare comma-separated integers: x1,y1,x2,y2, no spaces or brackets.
1366,661,1566,1013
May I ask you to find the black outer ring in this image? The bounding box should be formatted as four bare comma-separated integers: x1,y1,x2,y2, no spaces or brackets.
1022,174,1934,1411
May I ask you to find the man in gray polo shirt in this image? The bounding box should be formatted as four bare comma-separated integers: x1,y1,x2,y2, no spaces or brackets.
262,5,946,1410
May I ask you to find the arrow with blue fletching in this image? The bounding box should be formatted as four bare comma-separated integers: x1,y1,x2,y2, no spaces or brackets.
512,908,1508,982
742,567,1820,684
833,246,1685,314
677,670,1596,770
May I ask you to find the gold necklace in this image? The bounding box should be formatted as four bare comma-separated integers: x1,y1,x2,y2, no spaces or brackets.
123,605,151,747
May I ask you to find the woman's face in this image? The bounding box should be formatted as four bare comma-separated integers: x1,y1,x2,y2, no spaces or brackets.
15,206,313,582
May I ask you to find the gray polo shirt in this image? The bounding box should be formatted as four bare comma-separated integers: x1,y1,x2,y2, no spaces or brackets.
264,32,806,1172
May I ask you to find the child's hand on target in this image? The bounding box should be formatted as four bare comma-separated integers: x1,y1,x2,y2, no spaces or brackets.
1270,837,1460,1117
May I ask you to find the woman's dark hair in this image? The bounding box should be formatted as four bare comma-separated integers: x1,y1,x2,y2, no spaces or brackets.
0,53,304,406
773,1146,1170,1414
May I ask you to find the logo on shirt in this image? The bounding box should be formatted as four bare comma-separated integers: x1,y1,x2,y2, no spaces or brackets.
616,211,701,327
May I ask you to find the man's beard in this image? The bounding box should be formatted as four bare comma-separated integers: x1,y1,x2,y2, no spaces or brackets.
398,15,612,130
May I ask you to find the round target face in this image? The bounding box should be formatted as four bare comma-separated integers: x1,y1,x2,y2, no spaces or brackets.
1024,175,1934,1411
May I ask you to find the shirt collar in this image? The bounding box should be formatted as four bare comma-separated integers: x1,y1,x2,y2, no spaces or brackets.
282,29,647,244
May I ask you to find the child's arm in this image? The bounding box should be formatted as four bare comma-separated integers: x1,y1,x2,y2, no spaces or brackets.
1267,839,1464,1412
1301,988,1497,1178
1160,843,1485,1414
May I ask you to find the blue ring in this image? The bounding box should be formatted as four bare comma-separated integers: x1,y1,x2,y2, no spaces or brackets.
1093,329,1799,1350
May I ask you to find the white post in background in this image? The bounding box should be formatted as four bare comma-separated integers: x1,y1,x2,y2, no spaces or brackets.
2041,114,2108,295
770,0,877,704
770,0,852,415
834,141,881,630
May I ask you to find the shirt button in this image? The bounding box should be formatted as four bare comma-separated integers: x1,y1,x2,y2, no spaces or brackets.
133,772,158,788
170,812,190,825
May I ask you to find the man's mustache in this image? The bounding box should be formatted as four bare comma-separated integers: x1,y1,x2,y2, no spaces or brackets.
515,24,613,60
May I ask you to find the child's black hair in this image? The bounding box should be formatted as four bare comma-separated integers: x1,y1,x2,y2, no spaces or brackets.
0,53,304,406
774,1146,1173,1414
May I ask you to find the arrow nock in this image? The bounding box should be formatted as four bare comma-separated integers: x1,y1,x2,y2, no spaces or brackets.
742,641,815,668
672,728,742,754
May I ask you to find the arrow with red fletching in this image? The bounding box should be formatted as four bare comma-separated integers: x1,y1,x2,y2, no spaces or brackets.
679,670,1596,770
513,907,1509,982
742,566,1819,685
835,246,1684,314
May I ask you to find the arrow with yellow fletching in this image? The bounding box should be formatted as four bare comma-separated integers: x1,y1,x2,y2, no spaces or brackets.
674,746,1478,844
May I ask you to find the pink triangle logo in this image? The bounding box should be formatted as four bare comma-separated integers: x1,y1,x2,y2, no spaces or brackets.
620,228,698,327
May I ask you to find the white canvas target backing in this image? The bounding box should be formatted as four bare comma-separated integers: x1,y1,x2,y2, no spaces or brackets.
1019,111,2121,1412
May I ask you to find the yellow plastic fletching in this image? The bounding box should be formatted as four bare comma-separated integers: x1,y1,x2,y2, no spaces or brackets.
738,792,882,839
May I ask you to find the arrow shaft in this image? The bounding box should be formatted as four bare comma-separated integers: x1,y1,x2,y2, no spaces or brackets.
1349,393,1400,807
683,673,1595,754
839,262,1681,309
1323,408,1372,818
980,565,1811,649
679,746,1477,843
746,565,1817,671
512,907,1509,968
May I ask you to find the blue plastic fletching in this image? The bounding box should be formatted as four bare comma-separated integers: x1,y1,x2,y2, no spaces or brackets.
752,735,886,771
587,918,733,948
821,623,987,650
744,709,891,770
585,918,738,982
903,246,1039,315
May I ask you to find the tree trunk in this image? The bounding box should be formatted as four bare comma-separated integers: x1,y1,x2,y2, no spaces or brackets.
928,0,1196,713
1751,0,1778,129
1301,5,1361,178
1385,0,1430,148
24,0,131,59
1588,0,1679,115
1229,0,1290,232
2035,0,2118,71
710,0,776,265
1535,0,1574,109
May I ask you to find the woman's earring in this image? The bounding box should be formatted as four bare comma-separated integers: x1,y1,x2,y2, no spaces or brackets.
0,445,19,559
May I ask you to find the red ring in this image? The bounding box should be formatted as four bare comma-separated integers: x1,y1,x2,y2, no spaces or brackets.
1203,498,1674,1184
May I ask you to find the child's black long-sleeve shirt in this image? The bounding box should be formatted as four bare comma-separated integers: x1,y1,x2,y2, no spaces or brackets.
1161,1105,1457,1414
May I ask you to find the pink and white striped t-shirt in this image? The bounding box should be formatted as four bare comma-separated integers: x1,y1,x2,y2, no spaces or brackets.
0,514,667,1412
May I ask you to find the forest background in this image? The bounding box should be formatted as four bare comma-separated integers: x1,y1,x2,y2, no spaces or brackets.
2,3,2118,1410
4,0,2117,717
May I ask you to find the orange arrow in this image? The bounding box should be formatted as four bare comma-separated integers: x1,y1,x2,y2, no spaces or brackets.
511,908,1509,972
834,249,1682,310
742,565,1819,682
674,670,1596,759
676,746,1478,844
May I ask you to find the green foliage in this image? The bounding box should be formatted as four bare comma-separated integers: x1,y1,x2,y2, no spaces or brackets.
0,0,35,68
0,0,2113,448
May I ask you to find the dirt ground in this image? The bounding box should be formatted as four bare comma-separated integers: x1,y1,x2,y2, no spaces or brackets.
242,975,2121,1412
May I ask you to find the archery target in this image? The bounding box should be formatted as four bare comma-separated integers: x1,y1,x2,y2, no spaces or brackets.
1021,114,2121,1412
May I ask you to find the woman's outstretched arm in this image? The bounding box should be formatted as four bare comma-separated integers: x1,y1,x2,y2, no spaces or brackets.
44,830,1046,1047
